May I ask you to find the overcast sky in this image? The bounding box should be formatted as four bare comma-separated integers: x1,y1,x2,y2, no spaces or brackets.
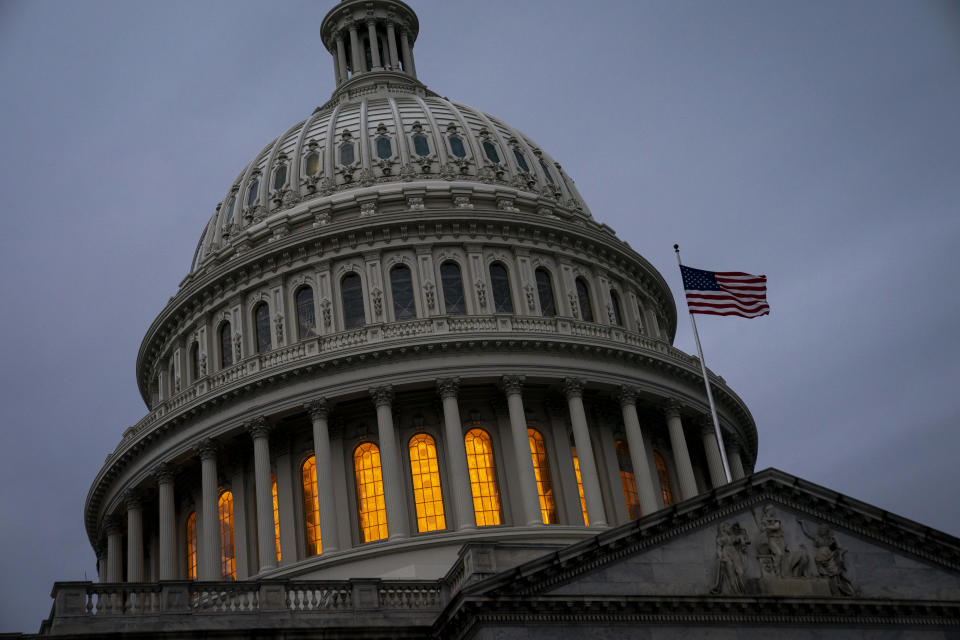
1,0,959,632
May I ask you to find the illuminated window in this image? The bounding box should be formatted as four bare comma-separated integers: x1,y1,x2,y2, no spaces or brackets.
246,179,259,207
654,451,673,507
483,140,500,164
301,455,322,556
610,290,624,326
390,265,416,321
296,286,316,339
571,444,589,526
489,263,513,313
186,511,197,580
341,273,365,329
527,428,556,524
449,135,466,158
254,302,271,353
440,261,466,315
219,321,233,368
353,443,387,542
305,151,320,176
271,473,281,563
534,268,556,317
408,434,446,532
575,277,594,322
218,490,236,580
615,440,642,520
464,427,501,526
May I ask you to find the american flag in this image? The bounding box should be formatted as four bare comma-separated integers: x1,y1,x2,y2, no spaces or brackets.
680,265,769,318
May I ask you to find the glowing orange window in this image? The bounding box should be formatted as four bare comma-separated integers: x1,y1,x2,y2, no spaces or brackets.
217,490,236,580
354,443,388,542
271,473,281,562
301,455,322,555
527,428,556,524
464,427,501,526
654,451,673,507
185,511,197,580
408,434,446,532
571,445,589,526
616,440,642,520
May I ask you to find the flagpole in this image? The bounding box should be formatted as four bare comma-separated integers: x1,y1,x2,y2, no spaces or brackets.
673,244,732,483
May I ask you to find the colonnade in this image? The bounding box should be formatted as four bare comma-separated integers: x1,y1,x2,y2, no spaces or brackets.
100,378,748,583
330,19,417,85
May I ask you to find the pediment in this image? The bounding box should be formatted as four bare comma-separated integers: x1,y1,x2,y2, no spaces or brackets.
468,469,960,603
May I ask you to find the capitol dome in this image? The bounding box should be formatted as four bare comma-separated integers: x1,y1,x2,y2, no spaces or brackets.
86,0,757,609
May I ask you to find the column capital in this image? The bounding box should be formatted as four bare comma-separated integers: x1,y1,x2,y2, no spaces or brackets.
153,462,175,485
436,377,461,400
370,385,394,408
197,438,218,461
103,516,123,537
499,375,525,396
123,489,143,511
305,398,329,421
618,385,638,407
563,377,585,399
245,416,271,440
726,438,742,454
662,398,682,419
699,415,716,438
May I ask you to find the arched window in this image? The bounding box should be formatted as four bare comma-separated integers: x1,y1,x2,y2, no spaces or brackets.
305,151,320,176
615,440,642,520
271,473,281,563
610,290,623,326
296,287,316,339
376,137,392,159
571,443,589,526
408,434,446,532
449,135,466,158
464,428,501,526
654,451,673,507
513,148,529,172
189,342,200,381
218,490,236,580
483,140,500,164
353,443,387,542
534,268,556,317
225,195,236,224
539,158,554,185
254,302,271,353
246,179,259,207
341,273,365,329
576,277,594,322
301,456,322,556
413,134,430,157
185,511,197,580
272,164,287,190
390,265,416,321
339,142,355,165
219,321,233,368
440,261,466,315
528,428,556,524
489,263,513,313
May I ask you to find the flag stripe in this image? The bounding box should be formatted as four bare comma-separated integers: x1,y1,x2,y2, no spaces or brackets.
680,264,768,319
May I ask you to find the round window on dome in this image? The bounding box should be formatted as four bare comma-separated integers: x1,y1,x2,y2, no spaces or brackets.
376,137,392,160
305,152,320,176
449,136,466,158
483,141,500,164
247,179,259,206
225,196,236,224
539,158,554,185
340,143,355,166
413,134,430,157
272,164,287,191
513,149,529,172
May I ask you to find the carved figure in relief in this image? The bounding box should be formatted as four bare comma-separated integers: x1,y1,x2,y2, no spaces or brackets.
787,543,813,578
797,519,856,596
198,354,207,377
233,333,242,361
274,314,284,345
710,522,750,595
753,504,788,577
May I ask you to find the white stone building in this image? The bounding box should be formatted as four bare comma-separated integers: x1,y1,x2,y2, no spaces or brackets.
21,1,960,638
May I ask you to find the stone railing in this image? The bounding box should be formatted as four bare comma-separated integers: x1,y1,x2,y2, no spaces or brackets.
45,579,445,635
117,315,723,451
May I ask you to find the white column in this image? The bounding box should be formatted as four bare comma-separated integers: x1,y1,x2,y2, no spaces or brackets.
618,387,659,516
125,491,143,582
664,401,698,500
501,376,543,526
306,399,340,552
198,439,221,581
700,417,728,489
400,29,416,77
436,378,474,530
331,49,341,85
349,23,362,73
247,417,277,573
385,22,399,70
726,440,747,480
335,35,348,83
105,518,123,582
155,464,176,580
370,386,410,539
564,378,607,527
366,20,381,69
